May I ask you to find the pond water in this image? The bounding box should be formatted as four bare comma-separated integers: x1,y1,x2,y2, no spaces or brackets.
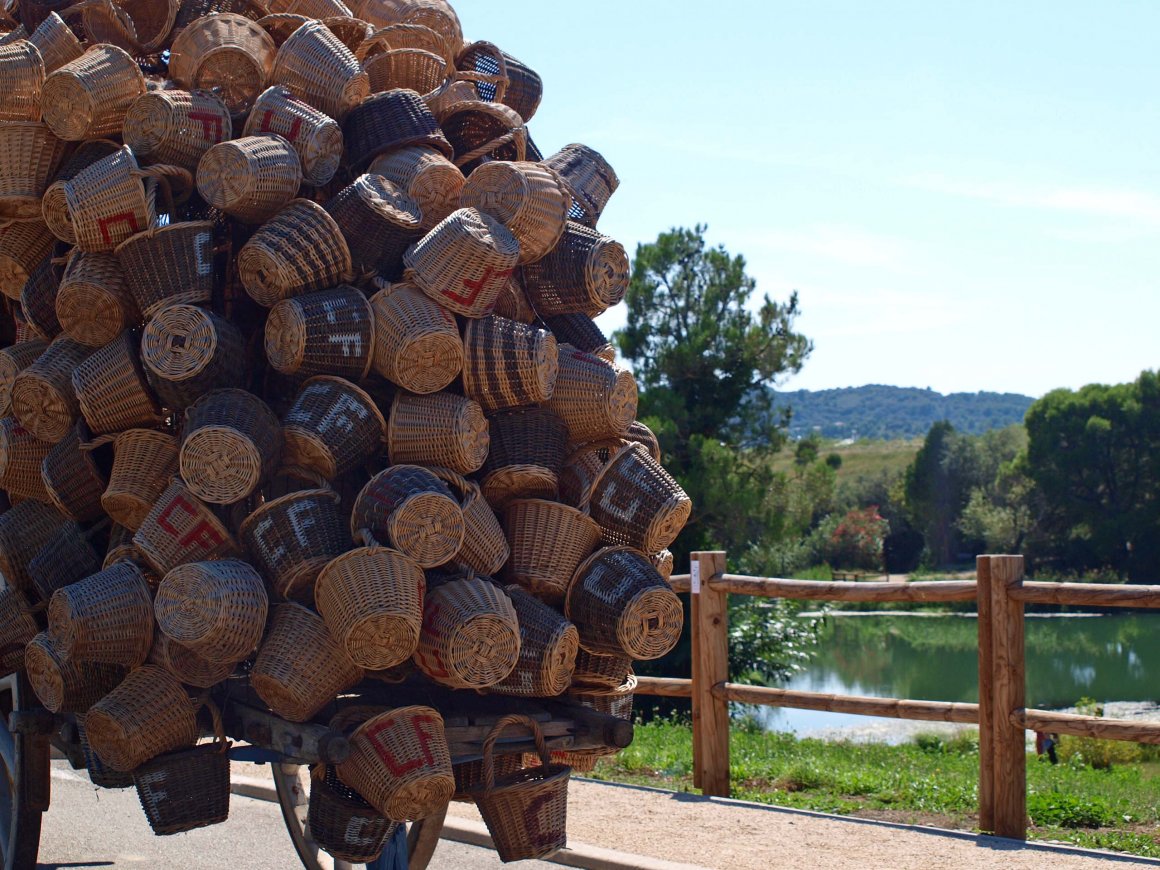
754,612,1160,740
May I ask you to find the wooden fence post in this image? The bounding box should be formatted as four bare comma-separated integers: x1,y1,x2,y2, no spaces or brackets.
976,556,994,833
691,551,730,797
987,555,1026,840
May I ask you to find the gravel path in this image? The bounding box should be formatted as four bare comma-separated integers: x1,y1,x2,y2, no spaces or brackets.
447,779,1159,869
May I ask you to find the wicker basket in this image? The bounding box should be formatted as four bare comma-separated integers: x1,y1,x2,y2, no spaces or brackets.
309,764,397,863
543,144,619,228
79,0,178,56
264,284,372,378
567,672,637,720
71,330,163,436
587,442,691,554
557,438,623,509
341,88,451,169
239,487,348,602
132,477,241,575
335,705,453,821
101,428,178,530
546,346,637,444
123,89,233,171
114,220,216,318
0,39,44,122
489,585,577,698
40,45,146,140
462,315,558,413
180,388,283,504
426,466,507,577
356,21,448,62
404,207,519,318
364,46,447,96
256,11,307,45
140,304,246,409
321,14,369,52
0,488,66,591
480,407,568,510
467,714,569,862
325,173,422,280
196,134,302,224
460,161,570,265
0,221,54,300
169,13,276,116
0,585,39,669
237,197,353,305
543,313,614,363
451,751,521,803
171,0,268,37
132,702,230,835
0,121,66,221
251,602,364,722
270,20,368,120
314,542,423,670
384,0,462,55
0,340,46,417
47,560,154,666
18,257,61,340
565,546,683,660
438,100,526,171
0,414,54,499
155,558,268,663
25,630,123,713
84,664,199,772
414,575,519,689
350,464,463,568
243,85,343,186
571,647,632,690
456,40,541,123
40,424,105,521
368,144,463,232
503,498,600,606
625,420,662,462
387,390,489,475
25,11,79,73
521,222,629,317
280,375,386,478
27,518,102,601
10,334,92,443
55,250,138,348
368,282,461,394
77,718,134,788
149,631,235,688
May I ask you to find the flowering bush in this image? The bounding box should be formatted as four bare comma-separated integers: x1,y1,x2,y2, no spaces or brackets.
825,506,889,571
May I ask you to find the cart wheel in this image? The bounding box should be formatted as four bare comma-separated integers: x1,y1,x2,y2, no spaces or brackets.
273,762,447,870
0,673,49,870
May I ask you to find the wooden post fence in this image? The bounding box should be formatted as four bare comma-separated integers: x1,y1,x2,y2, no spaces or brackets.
985,554,1026,839
691,551,730,797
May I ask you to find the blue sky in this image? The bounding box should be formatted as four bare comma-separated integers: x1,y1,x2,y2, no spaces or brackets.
456,1,1160,399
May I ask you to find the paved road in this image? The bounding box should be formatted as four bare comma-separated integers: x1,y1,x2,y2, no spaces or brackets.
39,761,552,869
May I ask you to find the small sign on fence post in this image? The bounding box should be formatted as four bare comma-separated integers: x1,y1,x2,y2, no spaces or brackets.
691,561,701,594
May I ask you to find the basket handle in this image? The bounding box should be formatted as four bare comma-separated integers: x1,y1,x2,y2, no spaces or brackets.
132,164,194,216
576,439,636,513
453,125,524,169
452,65,509,105
353,527,380,548
197,695,229,753
480,714,547,795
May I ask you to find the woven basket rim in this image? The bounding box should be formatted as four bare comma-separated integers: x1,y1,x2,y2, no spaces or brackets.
563,544,650,619
238,485,339,539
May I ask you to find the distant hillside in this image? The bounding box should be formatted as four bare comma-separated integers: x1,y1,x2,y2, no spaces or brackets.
772,385,1036,440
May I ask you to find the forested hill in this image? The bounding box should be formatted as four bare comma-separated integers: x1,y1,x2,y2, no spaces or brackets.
773,385,1036,440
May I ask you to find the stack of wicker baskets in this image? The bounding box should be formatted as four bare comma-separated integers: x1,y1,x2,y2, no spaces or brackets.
0,0,691,861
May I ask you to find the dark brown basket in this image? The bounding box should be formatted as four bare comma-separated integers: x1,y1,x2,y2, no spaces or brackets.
459,160,570,264
77,718,134,788
480,407,567,511
350,464,463,568
0,340,47,417
264,285,373,378
0,585,39,671
543,144,619,229
133,723,231,835
489,585,578,698
565,546,683,660
543,313,615,362
438,99,526,171
55,250,139,349
47,560,154,667
587,442,692,554
545,346,637,444
11,334,92,443
18,258,62,342
0,497,68,593
503,498,601,606
180,388,283,504
114,221,216,318
571,647,632,690
462,315,558,413
251,601,364,722
270,19,368,120
456,40,542,123
132,477,241,575
521,222,629,317
155,558,268,663
243,84,343,186
368,282,462,394
71,330,165,437
281,376,386,479
387,390,489,475
140,304,247,409
102,429,179,531
149,631,235,688
414,575,519,690
426,466,508,577
0,415,55,501
325,174,422,280
626,420,662,462
28,520,102,601
467,714,569,862
451,752,521,803
237,197,353,307
239,487,348,602
40,424,106,522
309,764,397,863
341,88,451,170
25,631,124,713
0,221,54,302
557,438,624,510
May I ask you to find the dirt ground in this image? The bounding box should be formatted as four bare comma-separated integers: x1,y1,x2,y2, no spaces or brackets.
446,778,1158,869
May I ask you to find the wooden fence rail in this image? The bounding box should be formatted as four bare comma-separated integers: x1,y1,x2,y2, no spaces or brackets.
634,551,1160,840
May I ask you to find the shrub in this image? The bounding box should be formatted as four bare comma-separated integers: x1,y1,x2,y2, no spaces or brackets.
824,506,888,571
1028,792,1116,828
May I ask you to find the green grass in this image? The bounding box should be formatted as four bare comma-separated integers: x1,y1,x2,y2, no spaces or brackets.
770,437,921,483
587,719,1160,858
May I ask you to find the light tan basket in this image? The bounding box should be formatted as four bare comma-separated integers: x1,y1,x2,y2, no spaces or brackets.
387,391,488,475
460,161,570,264
169,13,276,116
281,376,386,479
350,464,463,568
196,134,302,224
0,340,47,416
0,220,54,301
10,334,92,443
25,631,124,713
462,315,558,413
70,330,163,437
503,498,601,606
545,345,637,443
368,145,463,232
321,14,369,53
155,558,269,663
26,12,81,74
0,415,55,500
364,46,447,96
356,22,449,63
368,282,461,394
148,632,235,689
180,388,283,504
101,428,179,531
0,39,44,122
263,284,372,378
0,121,67,221
266,0,351,18
243,85,343,186
55,250,138,348
40,44,146,140
47,560,154,666
414,575,520,690
77,0,178,56
270,19,368,120
132,477,241,575
84,664,199,771
123,89,233,171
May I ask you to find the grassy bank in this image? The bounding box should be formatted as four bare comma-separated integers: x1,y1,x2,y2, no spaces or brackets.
587,718,1160,858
